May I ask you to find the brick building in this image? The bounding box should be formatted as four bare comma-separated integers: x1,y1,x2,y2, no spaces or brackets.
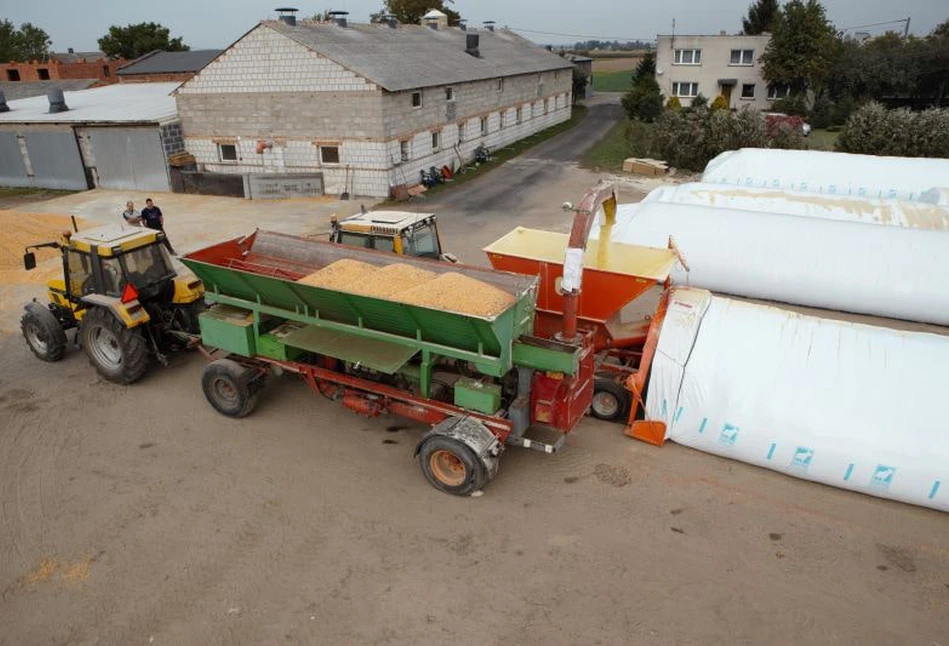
175,18,574,197
117,50,222,83
2,51,123,85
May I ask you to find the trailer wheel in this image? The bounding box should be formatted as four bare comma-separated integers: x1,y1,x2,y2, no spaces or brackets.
590,378,630,422
417,435,486,496
202,359,260,418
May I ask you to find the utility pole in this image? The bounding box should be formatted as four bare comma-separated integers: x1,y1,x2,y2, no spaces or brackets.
903,16,911,40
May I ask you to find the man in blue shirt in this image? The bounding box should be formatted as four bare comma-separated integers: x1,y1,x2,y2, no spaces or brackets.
140,198,176,254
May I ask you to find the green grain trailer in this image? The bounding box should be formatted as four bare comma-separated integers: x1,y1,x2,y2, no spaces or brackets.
181,231,595,495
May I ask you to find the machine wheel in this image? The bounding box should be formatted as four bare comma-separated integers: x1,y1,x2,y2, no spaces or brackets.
201,358,260,418
21,305,67,362
417,435,487,496
590,378,631,422
80,307,150,384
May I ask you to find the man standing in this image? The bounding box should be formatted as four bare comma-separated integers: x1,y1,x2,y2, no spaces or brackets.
122,200,141,225
140,198,164,232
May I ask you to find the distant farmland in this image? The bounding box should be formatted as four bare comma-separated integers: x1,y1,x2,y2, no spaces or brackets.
591,55,644,92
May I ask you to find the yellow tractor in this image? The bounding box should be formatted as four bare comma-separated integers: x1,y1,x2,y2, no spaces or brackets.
329,210,457,262
21,223,205,384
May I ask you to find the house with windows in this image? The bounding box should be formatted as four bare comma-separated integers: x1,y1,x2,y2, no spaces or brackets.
654,33,784,110
175,15,574,198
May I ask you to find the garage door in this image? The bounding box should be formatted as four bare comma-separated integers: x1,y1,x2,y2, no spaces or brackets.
0,132,29,187
89,127,169,191
23,130,88,190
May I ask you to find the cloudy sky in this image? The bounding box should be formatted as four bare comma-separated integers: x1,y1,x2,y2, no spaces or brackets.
4,0,946,52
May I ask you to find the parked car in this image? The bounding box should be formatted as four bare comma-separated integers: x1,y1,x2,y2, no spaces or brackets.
764,112,811,136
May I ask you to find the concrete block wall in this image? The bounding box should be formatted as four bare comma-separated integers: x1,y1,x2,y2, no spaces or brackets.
159,121,185,157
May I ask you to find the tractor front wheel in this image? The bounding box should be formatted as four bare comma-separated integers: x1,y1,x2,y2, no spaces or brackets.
201,359,261,418
80,307,150,384
21,305,67,362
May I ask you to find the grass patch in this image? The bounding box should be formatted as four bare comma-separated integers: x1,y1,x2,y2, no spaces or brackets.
592,70,633,92
581,116,636,171
396,105,589,200
0,187,76,198
807,128,839,151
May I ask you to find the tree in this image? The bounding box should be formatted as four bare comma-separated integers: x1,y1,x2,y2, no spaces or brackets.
742,0,780,35
622,54,663,122
381,0,461,26
98,22,189,60
760,0,838,96
0,19,51,61
631,51,656,84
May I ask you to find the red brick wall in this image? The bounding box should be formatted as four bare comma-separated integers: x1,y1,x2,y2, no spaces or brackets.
1,58,125,84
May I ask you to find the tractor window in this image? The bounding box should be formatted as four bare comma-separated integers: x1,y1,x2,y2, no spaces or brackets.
401,226,440,258
373,237,395,253
338,232,371,249
119,244,174,288
99,257,123,296
65,250,93,296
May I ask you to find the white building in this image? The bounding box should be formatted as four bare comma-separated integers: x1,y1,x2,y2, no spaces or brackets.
655,34,786,110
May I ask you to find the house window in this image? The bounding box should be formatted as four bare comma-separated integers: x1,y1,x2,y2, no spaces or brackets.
480,116,488,136
741,83,756,99
767,84,790,100
496,78,504,92
672,82,699,98
38,68,50,80
411,91,422,108
445,86,454,101
673,49,702,65
516,107,522,124
400,140,410,162
730,49,754,66
103,65,110,77
6,69,20,81
432,130,440,152
218,144,237,162
320,145,340,164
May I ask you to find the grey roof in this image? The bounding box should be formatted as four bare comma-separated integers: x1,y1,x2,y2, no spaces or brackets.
117,49,223,76
0,82,179,124
567,55,594,63
0,79,97,101
266,21,574,92
51,51,107,63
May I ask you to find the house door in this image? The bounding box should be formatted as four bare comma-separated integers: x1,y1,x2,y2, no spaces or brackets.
721,84,733,105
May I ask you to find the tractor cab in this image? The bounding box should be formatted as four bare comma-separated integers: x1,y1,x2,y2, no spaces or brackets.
329,210,455,261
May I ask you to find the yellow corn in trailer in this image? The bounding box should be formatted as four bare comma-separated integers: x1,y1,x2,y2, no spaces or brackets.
20,223,205,384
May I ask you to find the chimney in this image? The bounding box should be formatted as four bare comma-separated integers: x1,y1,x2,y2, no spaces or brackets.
465,33,480,58
329,10,349,27
483,21,496,32
275,7,298,26
383,14,398,28
47,88,68,113
67,47,74,54
0,90,8,113
459,19,467,31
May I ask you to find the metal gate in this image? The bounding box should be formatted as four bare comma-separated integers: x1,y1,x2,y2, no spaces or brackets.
23,130,88,190
0,132,29,187
89,127,170,191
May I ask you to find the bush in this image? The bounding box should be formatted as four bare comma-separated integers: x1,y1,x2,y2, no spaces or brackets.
771,94,809,117
808,94,833,129
836,102,949,157
665,95,682,110
769,122,807,150
622,75,664,122
710,95,730,111
688,93,709,111
624,119,658,158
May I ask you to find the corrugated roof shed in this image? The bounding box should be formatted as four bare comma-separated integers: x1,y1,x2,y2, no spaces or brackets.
117,49,223,75
266,21,573,92
0,82,179,124
0,79,97,101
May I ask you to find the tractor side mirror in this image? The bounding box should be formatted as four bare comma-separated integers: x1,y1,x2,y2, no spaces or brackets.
23,252,36,271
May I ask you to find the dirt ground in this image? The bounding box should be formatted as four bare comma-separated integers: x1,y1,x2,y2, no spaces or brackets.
2,103,948,644
592,56,645,73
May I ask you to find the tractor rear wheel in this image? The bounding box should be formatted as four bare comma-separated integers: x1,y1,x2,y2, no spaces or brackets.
590,378,631,422
201,358,261,418
80,307,150,384
417,435,486,496
21,305,67,362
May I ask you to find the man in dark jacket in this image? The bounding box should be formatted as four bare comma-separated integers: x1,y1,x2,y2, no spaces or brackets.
140,198,176,254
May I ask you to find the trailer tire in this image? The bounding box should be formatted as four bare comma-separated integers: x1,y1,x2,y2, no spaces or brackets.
21,304,67,362
417,435,486,496
590,377,630,422
202,358,260,418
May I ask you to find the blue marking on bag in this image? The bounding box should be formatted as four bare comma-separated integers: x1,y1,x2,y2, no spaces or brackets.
661,399,667,417
791,446,814,470
766,443,776,460
870,464,897,489
718,423,739,447
843,463,854,481
929,481,941,500
674,406,684,422
698,417,707,434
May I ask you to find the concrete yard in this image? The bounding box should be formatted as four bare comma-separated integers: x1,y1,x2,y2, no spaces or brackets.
1,98,948,644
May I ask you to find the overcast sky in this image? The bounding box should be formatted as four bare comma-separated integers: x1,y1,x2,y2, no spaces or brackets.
4,0,946,52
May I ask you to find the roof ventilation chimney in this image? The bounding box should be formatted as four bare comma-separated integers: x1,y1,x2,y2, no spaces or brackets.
458,19,467,31
275,7,298,26
329,10,349,27
383,14,398,28
47,88,68,113
67,47,74,54
483,20,496,32
465,33,480,57
0,90,8,113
